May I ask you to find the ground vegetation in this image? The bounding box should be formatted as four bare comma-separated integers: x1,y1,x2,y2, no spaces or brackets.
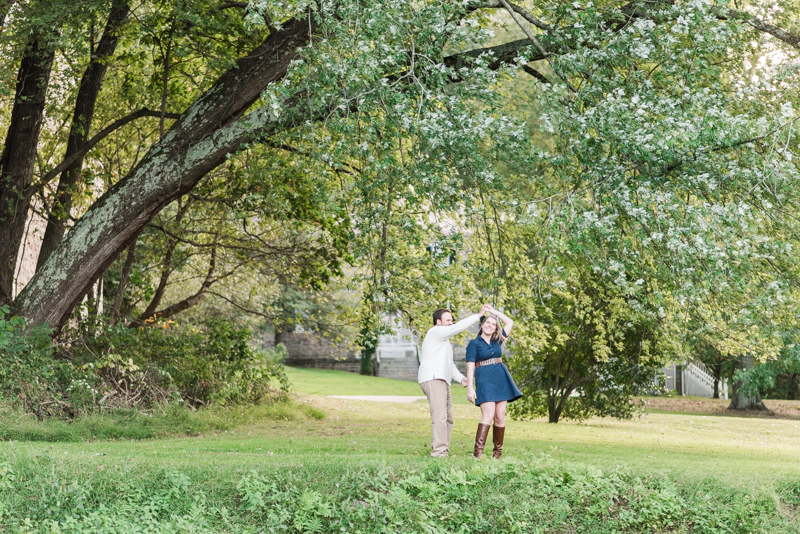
0,374,799,532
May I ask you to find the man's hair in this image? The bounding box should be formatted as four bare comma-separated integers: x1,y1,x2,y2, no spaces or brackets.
432,308,452,326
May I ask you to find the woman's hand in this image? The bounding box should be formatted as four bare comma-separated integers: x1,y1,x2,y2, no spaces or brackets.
467,388,476,404
486,306,514,336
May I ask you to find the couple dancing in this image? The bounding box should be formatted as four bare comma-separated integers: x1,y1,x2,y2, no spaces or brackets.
418,305,522,459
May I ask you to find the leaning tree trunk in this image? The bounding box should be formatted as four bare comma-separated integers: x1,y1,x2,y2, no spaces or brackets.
12,16,318,329
728,354,767,411
0,34,56,305
36,0,130,269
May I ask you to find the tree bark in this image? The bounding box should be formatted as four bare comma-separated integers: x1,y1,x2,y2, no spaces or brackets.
36,0,130,270
110,241,136,324
548,387,573,423
0,34,56,305
548,397,560,423
728,355,767,411
711,362,722,399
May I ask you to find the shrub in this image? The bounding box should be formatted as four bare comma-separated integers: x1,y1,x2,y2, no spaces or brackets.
70,319,288,408
1,310,288,418
0,307,71,418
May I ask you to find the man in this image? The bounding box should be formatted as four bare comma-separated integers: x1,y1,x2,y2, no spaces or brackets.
419,305,490,457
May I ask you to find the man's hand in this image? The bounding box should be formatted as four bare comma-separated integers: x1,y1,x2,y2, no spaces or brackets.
461,377,469,387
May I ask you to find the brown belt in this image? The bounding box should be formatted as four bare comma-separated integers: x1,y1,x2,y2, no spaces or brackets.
476,357,502,368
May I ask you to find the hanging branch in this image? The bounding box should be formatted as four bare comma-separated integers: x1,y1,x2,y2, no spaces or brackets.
496,0,577,94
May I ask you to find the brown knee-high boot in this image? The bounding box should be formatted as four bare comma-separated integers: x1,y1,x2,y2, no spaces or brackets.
473,423,491,458
492,425,505,459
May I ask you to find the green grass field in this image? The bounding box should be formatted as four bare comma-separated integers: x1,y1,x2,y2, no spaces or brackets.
2,367,799,532
284,366,425,395
285,366,471,403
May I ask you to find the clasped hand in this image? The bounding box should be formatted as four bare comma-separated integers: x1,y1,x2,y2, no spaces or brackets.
461,378,475,404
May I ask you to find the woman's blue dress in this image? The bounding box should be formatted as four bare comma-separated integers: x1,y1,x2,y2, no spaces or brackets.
466,331,523,406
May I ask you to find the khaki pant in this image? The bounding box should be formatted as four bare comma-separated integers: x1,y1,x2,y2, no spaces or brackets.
420,379,453,457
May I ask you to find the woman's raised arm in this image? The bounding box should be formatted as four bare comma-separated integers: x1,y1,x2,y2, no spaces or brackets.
488,306,514,336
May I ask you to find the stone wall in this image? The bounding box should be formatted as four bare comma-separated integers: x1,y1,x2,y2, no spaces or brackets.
275,331,362,374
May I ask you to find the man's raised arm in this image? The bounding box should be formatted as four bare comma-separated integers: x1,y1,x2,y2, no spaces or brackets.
427,306,489,340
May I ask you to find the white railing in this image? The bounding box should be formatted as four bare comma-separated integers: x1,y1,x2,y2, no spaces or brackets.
659,362,728,399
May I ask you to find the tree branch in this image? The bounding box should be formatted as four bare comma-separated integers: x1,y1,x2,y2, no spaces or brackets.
497,0,576,93
470,0,555,33
712,6,800,50
130,247,217,325
41,107,181,184
206,289,274,319
132,200,192,325
442,38,548,74
218,2,248,9
265,140,362,175
522,65,551,84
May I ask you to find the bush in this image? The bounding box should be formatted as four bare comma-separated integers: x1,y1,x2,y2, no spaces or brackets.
70,319,289,408
0,307,71,418
0,310,289,418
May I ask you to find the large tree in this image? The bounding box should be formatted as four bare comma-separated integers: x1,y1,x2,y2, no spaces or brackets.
3,0,800,340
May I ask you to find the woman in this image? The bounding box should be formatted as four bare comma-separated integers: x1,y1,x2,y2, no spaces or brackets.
466,306,522,459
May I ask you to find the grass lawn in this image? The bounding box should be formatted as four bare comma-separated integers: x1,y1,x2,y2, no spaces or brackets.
2,367,800,532
284,365,424,396
285,365,473,403
283,367,800,484
10,394,796,485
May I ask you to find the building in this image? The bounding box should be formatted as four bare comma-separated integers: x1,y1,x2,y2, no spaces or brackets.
661,362,728,399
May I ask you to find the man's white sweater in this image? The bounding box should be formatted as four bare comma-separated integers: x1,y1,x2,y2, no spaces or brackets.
417,314,481,385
